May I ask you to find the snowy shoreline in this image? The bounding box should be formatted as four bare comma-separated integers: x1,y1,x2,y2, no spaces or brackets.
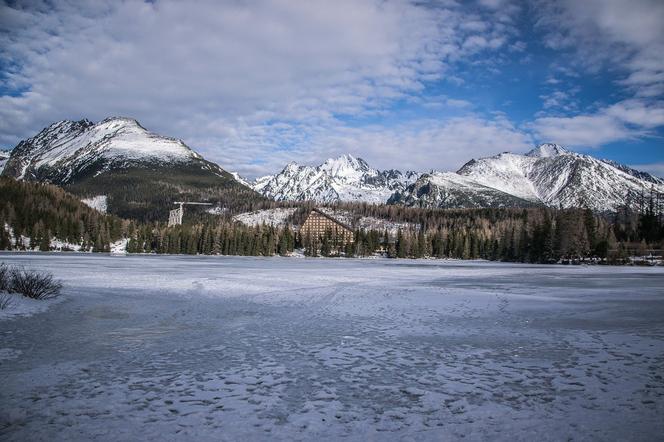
1,250,661,267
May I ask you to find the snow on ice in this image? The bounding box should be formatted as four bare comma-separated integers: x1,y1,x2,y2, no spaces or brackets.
0,253,663,441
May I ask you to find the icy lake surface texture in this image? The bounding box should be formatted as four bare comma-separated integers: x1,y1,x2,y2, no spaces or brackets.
1,254,663,441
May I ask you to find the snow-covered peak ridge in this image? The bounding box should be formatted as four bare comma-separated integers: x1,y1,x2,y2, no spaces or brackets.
88,116,198,160
319,154,372,177
2,117,218,184
230,172,251,187
12,116,198,167
526,143,570,158
251,154,421,203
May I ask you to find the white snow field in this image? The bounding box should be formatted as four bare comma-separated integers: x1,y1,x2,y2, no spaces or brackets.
1,254,663,441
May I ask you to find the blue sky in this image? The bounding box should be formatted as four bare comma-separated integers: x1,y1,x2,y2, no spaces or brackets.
0,0,662,177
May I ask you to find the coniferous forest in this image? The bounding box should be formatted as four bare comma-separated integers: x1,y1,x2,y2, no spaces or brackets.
1,176,662,264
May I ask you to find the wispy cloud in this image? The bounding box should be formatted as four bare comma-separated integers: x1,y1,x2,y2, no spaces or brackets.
630,162,664,178
532,99,664,147
535,0,664,98
209,114,533,177
0,0,661,176
0,1,518,164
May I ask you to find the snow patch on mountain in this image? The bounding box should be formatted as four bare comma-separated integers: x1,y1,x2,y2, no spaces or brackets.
233,208,297,227
526,143,569,158
230,172,251,187
457,153,540,201
81,195,108,213
390,172,535,209
0,150,9,173
319,208,418,235
457,144,664,212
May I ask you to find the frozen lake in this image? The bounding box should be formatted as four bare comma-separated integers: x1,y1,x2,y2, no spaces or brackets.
1,253,663,441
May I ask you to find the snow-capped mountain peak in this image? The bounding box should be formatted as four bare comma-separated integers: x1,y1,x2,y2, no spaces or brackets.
251,145,663,212
2,116,260,219
320,154,370,174
526,143,570,158
454,143,664,211
2,117,209,184
250,154,420,203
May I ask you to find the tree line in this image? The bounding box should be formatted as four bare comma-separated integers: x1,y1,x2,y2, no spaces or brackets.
1,177,662,263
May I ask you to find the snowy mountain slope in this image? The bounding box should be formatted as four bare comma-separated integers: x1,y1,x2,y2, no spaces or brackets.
80,195,108,213
0,150,9,173
456,143,664,212
232,208,297,227
2,117,264,220
252,154,420,203
2,117,212,184
599,159,664,186
388,172,536,209
230,172,251,188
255,143,662,212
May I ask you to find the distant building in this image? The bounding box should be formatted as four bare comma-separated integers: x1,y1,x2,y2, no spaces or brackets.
300,208,354,243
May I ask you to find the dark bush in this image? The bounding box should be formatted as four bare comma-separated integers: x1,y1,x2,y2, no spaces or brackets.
0,293,12,310
10,267,63,300
0,263,9,292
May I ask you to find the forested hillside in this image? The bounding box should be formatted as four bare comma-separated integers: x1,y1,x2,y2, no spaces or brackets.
65,164,268,222
0,177,128,251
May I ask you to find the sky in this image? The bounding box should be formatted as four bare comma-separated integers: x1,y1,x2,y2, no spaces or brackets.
0,0,663,178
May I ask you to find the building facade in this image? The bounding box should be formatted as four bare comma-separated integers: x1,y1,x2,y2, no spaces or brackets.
300,209,354,243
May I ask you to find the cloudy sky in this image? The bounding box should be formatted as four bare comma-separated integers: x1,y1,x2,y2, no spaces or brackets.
1,0,663,178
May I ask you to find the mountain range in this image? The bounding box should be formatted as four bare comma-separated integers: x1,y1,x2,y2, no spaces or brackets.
1,117,662,217
253,155,420,204
246,143,664,212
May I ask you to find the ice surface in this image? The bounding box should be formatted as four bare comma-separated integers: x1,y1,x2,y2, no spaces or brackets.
0,253,663,441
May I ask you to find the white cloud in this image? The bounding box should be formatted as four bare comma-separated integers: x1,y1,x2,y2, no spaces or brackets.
0,0,518,167
1,0,659,177
630,162,664,178
539,89,579,111
532,114,635,147
605,99,664,128
215,115,533,177
532,99,664,147
535,0,664,98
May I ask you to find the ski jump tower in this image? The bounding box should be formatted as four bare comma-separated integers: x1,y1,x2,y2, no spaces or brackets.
168,201,212,226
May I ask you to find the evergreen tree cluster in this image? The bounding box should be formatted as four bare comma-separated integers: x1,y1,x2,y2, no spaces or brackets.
65,164,269,222
127,221,296,256
308,205,663,263
0,177,127,251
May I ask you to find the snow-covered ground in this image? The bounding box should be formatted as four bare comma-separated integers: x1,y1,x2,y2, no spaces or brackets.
1,253,663,441
233,208,296,227
81,195,108,213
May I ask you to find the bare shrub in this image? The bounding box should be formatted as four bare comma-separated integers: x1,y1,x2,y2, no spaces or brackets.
10,267,63,300
0,292,12,310
0,263,10,292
